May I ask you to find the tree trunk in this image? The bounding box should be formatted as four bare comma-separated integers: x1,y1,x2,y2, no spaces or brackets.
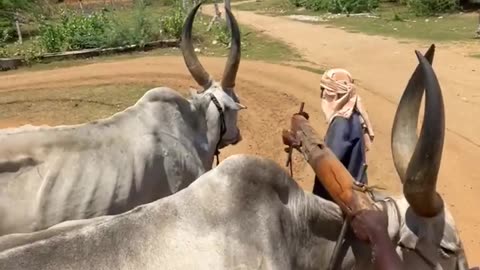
78,0,84,13
207,2,222,31
14,12,22,45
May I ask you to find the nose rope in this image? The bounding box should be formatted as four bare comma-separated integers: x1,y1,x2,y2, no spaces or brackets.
208,93,226,166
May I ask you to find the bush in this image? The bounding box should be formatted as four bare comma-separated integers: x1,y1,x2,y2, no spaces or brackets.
38,10,110,52
160,7,186,39
104,0,161,47
38,0,164,53
331,0,379,13
407,0,458,16
300,0,379,13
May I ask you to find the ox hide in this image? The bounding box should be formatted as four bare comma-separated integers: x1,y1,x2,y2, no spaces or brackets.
0,2,245,237
0,88,217,236
0,154,463,270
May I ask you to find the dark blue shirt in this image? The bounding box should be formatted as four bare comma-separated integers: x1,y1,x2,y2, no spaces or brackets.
312,111,368,201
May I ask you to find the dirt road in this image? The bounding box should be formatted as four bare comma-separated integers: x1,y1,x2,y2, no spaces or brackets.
0,7,479,263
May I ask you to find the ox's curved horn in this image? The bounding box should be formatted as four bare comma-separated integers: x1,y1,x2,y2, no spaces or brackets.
391,44,435,183
391,44,444,217
221,7,241,90
180,2,212,90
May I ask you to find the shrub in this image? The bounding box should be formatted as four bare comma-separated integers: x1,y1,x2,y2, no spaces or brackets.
329,0,379,13
160,7,186,39
301,0,379,13
104,0,161,47
12,37,45,64
407,0,458,16
38,10,110,52
211,23,231,46
289,0,307,7
302,0,328,11
38,0,164,53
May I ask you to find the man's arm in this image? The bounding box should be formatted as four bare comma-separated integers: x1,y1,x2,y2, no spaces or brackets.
350,210,404,270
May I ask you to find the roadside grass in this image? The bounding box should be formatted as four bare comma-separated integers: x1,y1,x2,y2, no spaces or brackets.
235,0,480,42
292,64,324,74
1,16,302,74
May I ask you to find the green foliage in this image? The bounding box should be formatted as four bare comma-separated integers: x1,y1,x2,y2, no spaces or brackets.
37,0,163,53
160,6,186,39
0,0,41,40
211,23,232,46
406,0,458,16
12,37,45,64
38,10,109,52
291,0,379,13
104,0,161,47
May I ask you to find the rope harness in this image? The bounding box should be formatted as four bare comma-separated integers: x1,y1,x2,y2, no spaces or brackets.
208,93,227,166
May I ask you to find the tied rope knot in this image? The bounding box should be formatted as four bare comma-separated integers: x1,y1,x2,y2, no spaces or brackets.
353,181,386,199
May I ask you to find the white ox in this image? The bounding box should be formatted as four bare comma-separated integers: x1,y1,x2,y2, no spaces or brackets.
0,45,472,269
0,4,246,236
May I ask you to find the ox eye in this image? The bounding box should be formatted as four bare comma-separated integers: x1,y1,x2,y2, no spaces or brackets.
439,247,455,258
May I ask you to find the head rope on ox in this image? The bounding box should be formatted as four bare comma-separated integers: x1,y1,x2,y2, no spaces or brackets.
209,93,227,166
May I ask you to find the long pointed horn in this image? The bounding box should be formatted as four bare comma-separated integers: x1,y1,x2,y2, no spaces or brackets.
391,44,445,217
180,2,212,90
221,7,241,90
391,44,435,184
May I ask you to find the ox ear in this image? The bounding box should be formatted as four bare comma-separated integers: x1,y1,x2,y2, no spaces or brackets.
225,102,247,111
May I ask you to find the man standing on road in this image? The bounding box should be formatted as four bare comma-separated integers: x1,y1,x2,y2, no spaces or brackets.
313,68,375,200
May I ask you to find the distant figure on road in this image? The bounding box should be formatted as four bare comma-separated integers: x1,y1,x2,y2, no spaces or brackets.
312,68,375,200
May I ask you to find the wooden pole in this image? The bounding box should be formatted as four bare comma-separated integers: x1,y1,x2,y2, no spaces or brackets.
207,2,222,31
14,12,22,45
283,115,374,216
78,0,85,13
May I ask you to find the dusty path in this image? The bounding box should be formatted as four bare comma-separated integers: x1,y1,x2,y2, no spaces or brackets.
1,17,480,264
200,4,480,263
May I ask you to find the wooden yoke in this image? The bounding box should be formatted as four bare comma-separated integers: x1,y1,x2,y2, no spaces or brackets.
283,114,374,216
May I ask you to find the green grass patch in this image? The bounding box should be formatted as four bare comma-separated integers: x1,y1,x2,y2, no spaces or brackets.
292,64,324,74
235,0,480,42
0,83,157,125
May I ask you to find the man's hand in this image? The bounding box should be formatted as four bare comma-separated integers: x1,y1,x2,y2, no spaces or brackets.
282,111,311,149
294,111,310,120
282,129,301,149
350,209,389,243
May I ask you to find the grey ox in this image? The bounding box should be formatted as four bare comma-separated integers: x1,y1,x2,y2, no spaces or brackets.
0,4,246,236
0,45,472,269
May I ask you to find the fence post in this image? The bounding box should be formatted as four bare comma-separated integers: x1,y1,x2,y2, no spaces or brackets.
14,12,23,45
78,0,85,13
207,2,222,31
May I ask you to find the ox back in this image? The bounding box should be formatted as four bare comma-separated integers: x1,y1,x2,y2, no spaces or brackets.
0,88,207,235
